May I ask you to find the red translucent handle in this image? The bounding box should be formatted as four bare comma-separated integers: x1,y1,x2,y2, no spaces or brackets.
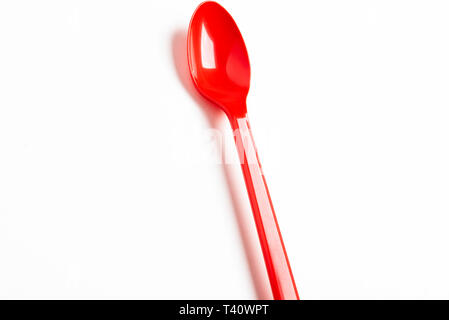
230,116,299,300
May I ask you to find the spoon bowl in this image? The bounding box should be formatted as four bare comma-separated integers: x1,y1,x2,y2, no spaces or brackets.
187,1,250,118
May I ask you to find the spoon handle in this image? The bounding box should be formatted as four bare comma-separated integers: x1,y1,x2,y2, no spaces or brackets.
230,116,299,300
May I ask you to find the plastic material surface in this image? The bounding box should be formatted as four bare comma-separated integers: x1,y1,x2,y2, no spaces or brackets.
187,1,299,300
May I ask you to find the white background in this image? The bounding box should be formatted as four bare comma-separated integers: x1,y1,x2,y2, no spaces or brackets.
1,0,449,299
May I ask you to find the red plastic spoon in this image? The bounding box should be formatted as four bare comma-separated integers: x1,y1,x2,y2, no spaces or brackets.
187,1,299,300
